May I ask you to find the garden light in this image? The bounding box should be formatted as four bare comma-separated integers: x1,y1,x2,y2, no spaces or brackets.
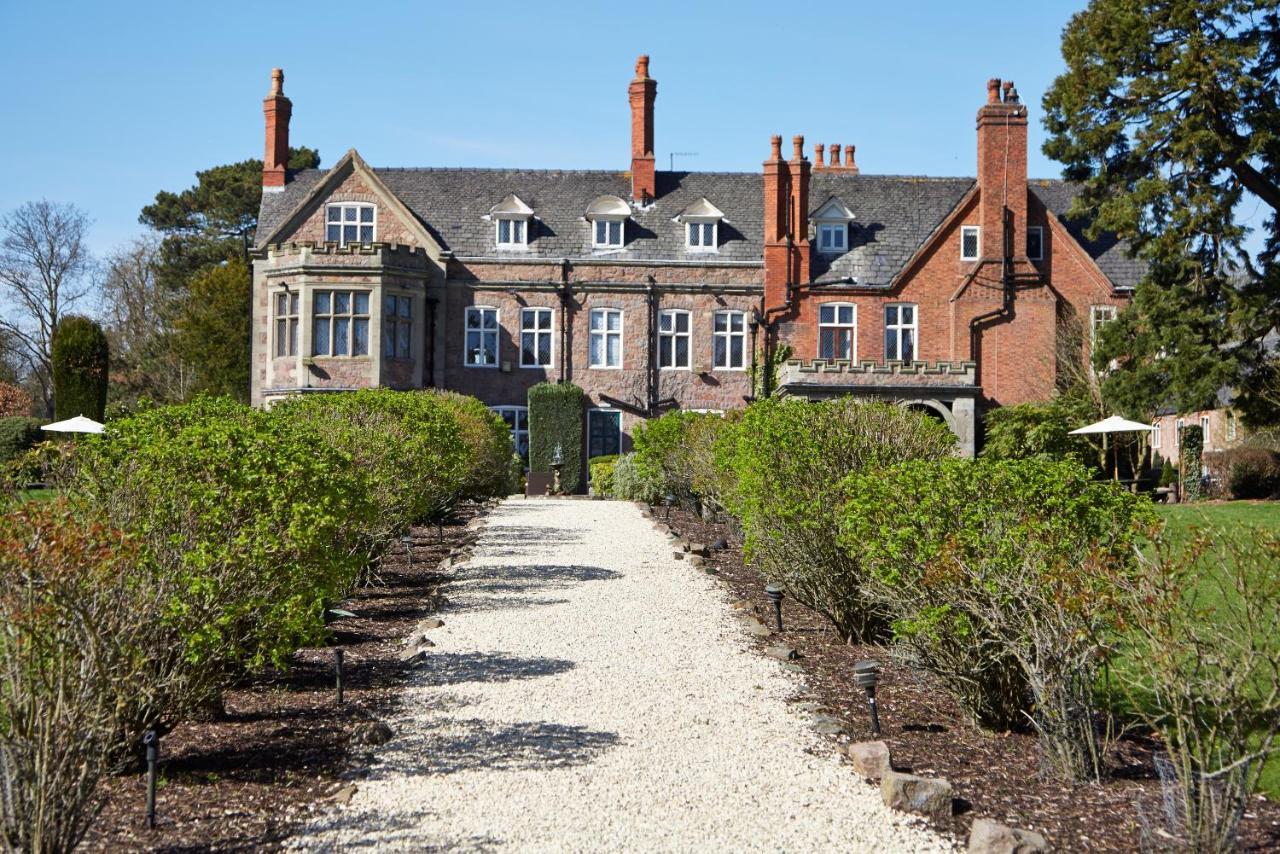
143,729,160,829
401,534,414,569
853,659,882,736
765,583,785,632
335,648,345,705
663,493,675,520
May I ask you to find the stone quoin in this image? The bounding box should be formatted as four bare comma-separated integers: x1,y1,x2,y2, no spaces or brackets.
250,57,1140,472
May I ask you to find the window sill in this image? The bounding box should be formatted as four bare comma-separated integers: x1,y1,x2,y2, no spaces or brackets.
309,355,372,361
658,366,692,372
519,364,554,370
464,362,500,369
589,364,623,370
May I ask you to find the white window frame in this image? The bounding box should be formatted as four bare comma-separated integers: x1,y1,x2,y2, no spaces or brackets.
520,307,554,368
464,306,499,368
589,308,623,369
1200,415,1211,450
495,217,528,248
384,294,412,360
712,310,748,371
1227,411,1237,442
1026,226,1044,260
817,222,848,254
961,225,980,261
1175,418,1185,448
274,290,299,358
592,217,626,248
325,203,376,246
1152,422,1162,449
312,290,370,357
587,407,623,460
884,303,918,362
817,302,857,361
658,309,692,370
685,221,718,252
1090,305,1117,343
491,405,529,462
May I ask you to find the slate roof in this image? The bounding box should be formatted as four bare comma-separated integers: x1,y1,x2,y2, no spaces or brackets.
1030,180,1145,290
257,165,1142,290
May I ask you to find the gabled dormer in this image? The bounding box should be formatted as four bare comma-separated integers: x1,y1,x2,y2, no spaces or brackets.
674,197,725,253
586,195,631,249
488,194,534,249
812,197,855,254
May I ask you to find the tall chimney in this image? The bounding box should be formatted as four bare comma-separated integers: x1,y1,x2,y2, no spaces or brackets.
975,77,1028,259
263,68,291,189
763,135,791,312
629,55,657,203
788,135,811,287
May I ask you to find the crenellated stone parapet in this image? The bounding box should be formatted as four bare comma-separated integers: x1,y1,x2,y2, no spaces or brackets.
256,241,434,272
778,359,977,389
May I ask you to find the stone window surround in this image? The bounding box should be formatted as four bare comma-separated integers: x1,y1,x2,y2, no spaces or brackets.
520,306,555,368
465,306,501,368
273,290,300,358
589,307,624,370
325,202,377,246
312,289,371,357
383,292,413,361
657,308,692,370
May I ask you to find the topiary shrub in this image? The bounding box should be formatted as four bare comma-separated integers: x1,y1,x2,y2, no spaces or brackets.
840,458,1154,781
0,417,42,465
528,382,584,494
1180,424,1204,501
51,316,109,422
722,397,956,642
588,454,618,496
0,382,32,418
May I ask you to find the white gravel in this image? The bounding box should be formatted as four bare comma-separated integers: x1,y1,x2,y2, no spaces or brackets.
288,498,952,852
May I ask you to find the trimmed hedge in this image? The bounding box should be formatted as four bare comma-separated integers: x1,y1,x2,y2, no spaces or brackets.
588,454,618,495
528,382,584,493
51,315,109,422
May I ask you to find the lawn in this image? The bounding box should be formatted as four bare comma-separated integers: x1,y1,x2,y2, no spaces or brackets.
1140,500,1280,798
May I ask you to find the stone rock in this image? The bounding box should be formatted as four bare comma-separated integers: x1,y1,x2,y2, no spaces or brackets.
711,537,729,551
766,645,799,661
703,567,719,576
330,783,358,804
730,600,753,611
673,552,686,561
416,617,445,631
688,554,706,568
689,542,710,557
967,819,1049,854
678,540,692,552
402,630,435,648
351,721,394,746
810,714,847,735
398,644,433,663
740,617,773,638
846,740,892,779
881,771,953,822
780,662,806,673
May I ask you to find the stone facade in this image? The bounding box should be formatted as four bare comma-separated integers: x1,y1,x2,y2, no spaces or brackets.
249,58,1140,476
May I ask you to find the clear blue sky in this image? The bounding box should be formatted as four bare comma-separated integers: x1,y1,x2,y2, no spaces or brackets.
0,0,1140,261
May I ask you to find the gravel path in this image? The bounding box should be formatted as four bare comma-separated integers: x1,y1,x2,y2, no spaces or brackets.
288,498,952,852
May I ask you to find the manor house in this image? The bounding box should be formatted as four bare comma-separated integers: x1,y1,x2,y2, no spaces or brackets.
250,58,1139,461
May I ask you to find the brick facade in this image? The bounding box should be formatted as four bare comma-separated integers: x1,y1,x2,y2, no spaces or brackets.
250,59,1139,481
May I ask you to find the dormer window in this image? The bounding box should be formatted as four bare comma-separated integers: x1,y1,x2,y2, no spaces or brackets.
676,198,725,253
326,203,375,245
586,195,631,250
490,194,534,249
812,198,855,255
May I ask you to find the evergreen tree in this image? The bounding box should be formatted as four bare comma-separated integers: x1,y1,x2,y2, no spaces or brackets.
174,258,251,402
1043,0,1280,424
51,315,109,421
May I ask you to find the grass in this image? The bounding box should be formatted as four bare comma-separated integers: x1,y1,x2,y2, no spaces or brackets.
1129,501,1280,798
16,488,56,502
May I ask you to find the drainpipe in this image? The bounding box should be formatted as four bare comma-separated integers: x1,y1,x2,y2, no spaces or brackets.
967,207,1015,388
424,296,438,388
558,258,571,383
646,275,658,415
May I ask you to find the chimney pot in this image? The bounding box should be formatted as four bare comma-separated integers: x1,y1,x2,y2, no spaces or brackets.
987,78,1002,104
1002,80,1019,104
792,135,805,161
813,143,825,170
635,54,650,80
844,145,857,173
830,143,841,168
770,135,783,159
269,67,284,97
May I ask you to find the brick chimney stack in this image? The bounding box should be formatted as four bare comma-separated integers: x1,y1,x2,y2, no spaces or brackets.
788,135,811,287
763,135,791,313
975,77,1028,260
263,68,291,189
629,55,657,203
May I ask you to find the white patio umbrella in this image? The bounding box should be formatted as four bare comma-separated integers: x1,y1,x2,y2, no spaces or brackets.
1069,415,1155,480
41,415,105,434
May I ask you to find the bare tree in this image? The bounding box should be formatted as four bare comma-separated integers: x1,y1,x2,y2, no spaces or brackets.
101,235,194,403
0,201,93,416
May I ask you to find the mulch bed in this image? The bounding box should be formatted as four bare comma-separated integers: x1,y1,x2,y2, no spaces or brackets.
657,504,1280,852
79,502,492,853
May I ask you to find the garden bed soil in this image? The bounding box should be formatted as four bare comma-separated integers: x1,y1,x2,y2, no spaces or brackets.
659,504,1280,853
79,502,493,853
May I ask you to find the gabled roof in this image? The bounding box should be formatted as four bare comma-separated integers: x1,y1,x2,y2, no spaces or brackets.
1030,181,1145,290
674,197,726,221
812,197,856,221
256,149,444,256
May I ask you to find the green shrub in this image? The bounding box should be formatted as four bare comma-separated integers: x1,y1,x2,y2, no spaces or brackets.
1203,447,1280,500
631,410,713,505
51,315,109,422
58,396,377,724
0,417,42,465
1159,456,1177,488
723,398,955,642
981,393,1097,464
840,458,1153,781
1181,424,1204,501
0,501,151,852
588,454,618,495
434,391,521,500
609,453,661,503
528,382,584,493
